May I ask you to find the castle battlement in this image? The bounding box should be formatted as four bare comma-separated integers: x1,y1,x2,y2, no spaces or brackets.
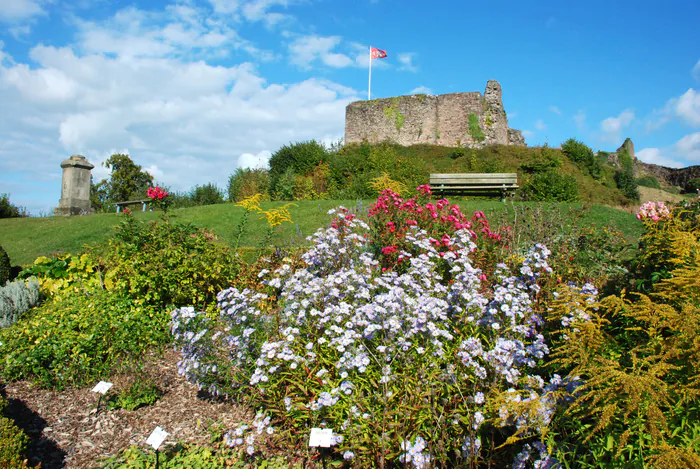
344,80,525,148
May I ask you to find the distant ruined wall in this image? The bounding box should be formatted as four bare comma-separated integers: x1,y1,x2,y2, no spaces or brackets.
604,138,700,189
345,80,526,148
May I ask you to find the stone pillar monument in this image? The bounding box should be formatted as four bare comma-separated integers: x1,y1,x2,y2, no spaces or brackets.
54,155,94,216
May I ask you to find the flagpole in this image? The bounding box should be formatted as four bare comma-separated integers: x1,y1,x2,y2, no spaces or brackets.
368,46,372,100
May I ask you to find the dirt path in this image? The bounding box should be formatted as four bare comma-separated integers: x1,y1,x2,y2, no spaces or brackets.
2,350,248,469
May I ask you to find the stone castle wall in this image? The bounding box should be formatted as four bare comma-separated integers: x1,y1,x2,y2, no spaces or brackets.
345,80,525,148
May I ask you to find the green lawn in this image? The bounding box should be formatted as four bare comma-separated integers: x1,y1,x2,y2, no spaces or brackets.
0,200,642,266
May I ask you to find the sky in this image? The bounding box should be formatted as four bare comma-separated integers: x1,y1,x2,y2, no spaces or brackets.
0,0,699,215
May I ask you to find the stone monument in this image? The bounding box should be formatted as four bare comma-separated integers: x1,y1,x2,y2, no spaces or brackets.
54,155,94,216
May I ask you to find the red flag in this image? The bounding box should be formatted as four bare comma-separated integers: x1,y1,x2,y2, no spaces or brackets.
370,47,387,59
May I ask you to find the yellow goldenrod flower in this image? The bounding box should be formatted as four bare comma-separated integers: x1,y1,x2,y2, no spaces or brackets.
235,193,264,212
368,172,408,195
260,203,295,228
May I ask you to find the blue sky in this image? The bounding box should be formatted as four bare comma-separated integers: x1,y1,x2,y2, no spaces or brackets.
0,0,699,214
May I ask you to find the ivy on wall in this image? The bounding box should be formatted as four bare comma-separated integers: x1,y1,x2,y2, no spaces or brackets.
468,113,485,142
485,110,494,127
383,98,405,131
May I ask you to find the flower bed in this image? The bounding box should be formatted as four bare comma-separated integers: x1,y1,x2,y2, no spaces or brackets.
171,188,571,467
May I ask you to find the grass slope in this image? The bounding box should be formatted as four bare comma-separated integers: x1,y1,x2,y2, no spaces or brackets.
1,200,642,267
367,143,629,206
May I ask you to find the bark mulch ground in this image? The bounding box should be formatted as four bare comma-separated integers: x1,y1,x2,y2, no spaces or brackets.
1,349,249,469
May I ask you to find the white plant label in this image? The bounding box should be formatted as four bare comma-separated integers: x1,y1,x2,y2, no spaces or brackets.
91,381,113,394
146,426,168,450
308,428,333,447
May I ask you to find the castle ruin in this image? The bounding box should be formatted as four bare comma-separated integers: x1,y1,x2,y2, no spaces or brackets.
345,80,526,148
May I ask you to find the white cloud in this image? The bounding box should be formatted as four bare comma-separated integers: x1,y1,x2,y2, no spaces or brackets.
534,119,547,131
0,5,361,215
573,110,586,130
600,109,634,142
675,132,700,161
410,85,432,95
0,0,46,22
548,105,561,115
9,24,31,38
693,59,700,81
208,0,241,14
636,148,684,168
675,88,700,126
521,130,534,138
397,52,417,72
238,150,271,169
70,5,270,61
637,131,700,168
287,36,378,70
289,35,353,69
645,88,700,132
241,0,291,26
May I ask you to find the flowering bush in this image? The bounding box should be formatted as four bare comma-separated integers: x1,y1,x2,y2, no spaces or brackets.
636,201,670,221
367,186,504,273
171,189,571,467
147,185,170,213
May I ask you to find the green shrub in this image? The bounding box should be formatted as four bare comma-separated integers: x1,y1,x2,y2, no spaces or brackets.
268,141,327,195
614,147,639,202
685,177,700,194
0,396,31,468
547,201,700,467
99,445,293,469
106,380,162,411
520,144,563,173
101,217,240,310
292,174,317,200
521,170,579,202
0,194,28,219
0,246,10,285
227,168,270,202
17,253,103,299
0,278,40,329
0,289,168,389
636,175,661,189
468,113,485,142
189,183,225,206
614,169,640,202
561,138,602,179
167,190,196,210
274,167,296,201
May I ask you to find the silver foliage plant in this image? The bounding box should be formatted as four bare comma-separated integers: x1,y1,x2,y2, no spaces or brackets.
0,277,40,328
171,207,566,468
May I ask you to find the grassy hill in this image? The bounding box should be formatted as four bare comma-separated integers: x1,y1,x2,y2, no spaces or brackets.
1,199,642,267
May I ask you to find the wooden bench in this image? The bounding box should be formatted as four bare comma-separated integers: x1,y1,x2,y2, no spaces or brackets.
429,173,519,201
115,199,151,213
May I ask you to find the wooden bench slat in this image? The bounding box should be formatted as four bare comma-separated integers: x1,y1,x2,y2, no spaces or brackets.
431,178,516,184
433,185,519,189
429,172,519,200
430,173,518,179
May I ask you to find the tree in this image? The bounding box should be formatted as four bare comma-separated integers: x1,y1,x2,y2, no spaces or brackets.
92,154,154,206
0,194,28,218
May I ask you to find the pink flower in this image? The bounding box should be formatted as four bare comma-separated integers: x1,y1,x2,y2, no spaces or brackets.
382,245,398,255
416,184,432,195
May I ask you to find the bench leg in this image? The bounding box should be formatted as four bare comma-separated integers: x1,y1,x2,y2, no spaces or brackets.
116,205,121,213
142,202,147,212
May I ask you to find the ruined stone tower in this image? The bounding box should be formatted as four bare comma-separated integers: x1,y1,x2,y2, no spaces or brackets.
344,80,525,148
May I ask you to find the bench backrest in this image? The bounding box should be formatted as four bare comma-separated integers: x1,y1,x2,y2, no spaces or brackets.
430,173,518,185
